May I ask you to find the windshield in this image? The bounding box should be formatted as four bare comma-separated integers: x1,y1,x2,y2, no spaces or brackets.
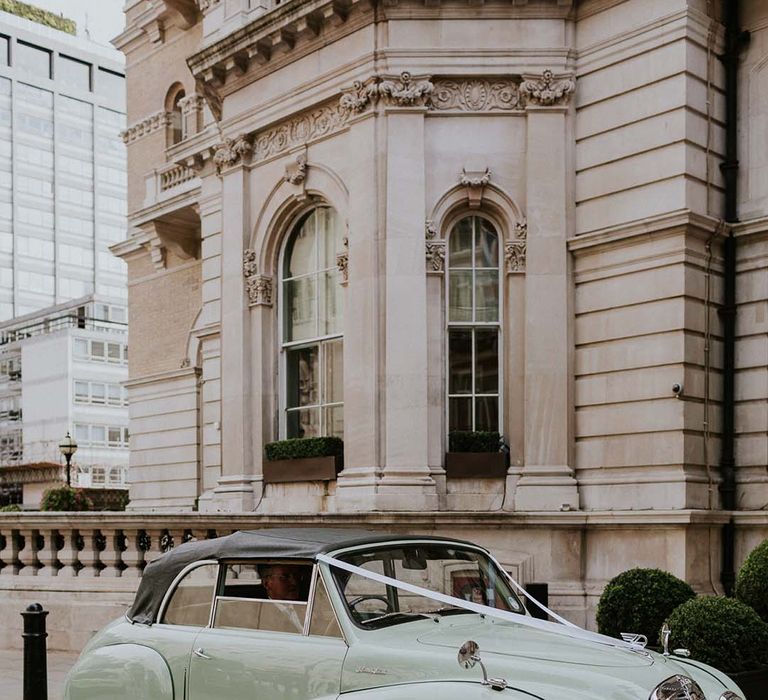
332,543,526,629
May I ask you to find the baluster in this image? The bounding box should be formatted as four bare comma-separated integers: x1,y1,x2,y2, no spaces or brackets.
78,529,101,577
58,529,80,577
98,529,123,578
17,528,40,576
36,528,60,577
0,527,21,576
121,529,147,578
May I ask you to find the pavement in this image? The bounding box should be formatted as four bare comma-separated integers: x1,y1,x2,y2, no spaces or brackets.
0,648,79,700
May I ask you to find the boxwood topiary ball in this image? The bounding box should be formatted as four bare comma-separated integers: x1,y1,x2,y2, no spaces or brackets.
736,539,768,624
667,596,768,674
596,568,695,647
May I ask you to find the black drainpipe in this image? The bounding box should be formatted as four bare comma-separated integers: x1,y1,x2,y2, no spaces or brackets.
718,0,749,597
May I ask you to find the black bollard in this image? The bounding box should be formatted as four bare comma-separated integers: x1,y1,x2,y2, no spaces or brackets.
21,603,48,700
525,583,549,620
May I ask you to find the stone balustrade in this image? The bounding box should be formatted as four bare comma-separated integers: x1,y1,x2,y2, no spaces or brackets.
0,513,251,579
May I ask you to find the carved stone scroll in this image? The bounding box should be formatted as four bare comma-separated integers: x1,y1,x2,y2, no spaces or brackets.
213,135,252,172
460,168,491,209
520,70,575,107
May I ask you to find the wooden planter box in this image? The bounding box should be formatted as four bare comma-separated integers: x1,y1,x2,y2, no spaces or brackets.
263,455,343,484
730,667,768,700
445,452,507,478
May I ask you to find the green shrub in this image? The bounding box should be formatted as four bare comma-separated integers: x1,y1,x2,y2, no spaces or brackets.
596,568,695,646
0,0,76,34
0,503,21,512
667,596,768,674
736,539,768,624
81,488,129,511
40,486,93,512
265,436,343,462
448,431,500,453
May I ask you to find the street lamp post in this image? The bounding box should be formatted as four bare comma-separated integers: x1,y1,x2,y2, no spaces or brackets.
59,432,78,488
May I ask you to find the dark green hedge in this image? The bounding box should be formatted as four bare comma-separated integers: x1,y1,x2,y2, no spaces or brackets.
448,431,500,453
0,0,76,34
596,568,695,647
667,596,768,674
265,437,343,462
736,539,768,624
81,488,129,511
40,486,93,512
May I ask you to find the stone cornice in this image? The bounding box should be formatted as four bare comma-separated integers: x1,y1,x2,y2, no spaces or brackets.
732,214,768,240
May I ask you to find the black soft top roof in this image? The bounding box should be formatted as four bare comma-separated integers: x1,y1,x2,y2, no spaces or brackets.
127,527,477,625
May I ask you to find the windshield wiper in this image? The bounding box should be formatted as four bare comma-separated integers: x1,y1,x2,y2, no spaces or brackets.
359,611,431,627
423,607,475,616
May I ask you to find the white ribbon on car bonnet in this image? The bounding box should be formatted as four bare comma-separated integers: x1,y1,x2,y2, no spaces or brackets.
317,553,644,653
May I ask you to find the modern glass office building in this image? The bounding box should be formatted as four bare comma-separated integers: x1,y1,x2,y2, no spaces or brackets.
0,8,127,321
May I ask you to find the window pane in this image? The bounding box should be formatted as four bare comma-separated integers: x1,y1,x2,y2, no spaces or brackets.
287,408,320,439
97,68,125,104
475,396,499,432
309,577,343,638
323,271,341,335
449,218,473,268
449,270,472,322
285,212,316,278
324,405,343,439
163,564,217,627
16,42,51,79
448,330,472,394
475,330,498,394
91,426,105,444
449,397,472,432
0,36,8,67
74,381,88,401
73,339,88,358
284,277,317,343
324,339,343,404
74,424,88,442
286,346,318,409
107,343,121,361
475,270,499,322
91,341,104,358
59,55,91,92
476,219,499,268
91,383,106,403
319,207,342,269
108,427,121,445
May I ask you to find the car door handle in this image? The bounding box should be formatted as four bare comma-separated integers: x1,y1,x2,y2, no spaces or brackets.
193,648,211,660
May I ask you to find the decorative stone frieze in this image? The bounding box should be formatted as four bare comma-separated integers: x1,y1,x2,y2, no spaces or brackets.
460,168,491,209
431,79,522,112
121,110,171,144
520,70,575,107
505,218,527,273
336,237,349,286
378,72,434,107
213,135,252,172
253,104,348,163
284,153,307,185
246,275,273,307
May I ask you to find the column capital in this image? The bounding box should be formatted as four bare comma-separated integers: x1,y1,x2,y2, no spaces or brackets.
521,70,575,108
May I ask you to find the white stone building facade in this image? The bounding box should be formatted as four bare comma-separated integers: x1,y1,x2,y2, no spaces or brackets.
113,0,768,625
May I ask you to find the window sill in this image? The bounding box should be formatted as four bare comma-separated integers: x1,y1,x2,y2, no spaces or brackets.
263,455,342,484
445,452,507,479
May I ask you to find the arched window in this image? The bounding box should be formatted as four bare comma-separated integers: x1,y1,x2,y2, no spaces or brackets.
446,215,500,433
168,88,185,145
281,207,344,439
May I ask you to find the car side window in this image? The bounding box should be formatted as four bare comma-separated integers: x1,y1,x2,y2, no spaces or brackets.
308,575,343,639
162,563,218,627
213,562,311,634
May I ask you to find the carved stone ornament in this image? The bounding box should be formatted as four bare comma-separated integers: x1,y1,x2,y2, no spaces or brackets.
121,110,171,144
378,72,434,107
178,93,206,116
336,237,349,286
425,219,437,239
213,136,252,172
242,249,258,278
339,78,380,114
505,218,527,274
460,168,491,209
246,275,273,307
425,241,446,274
284,153,307,185
431,79,522,112
197,0,220,10
520,70,575,107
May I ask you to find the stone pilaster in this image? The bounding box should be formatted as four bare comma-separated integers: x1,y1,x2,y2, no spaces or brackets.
514,71,579,511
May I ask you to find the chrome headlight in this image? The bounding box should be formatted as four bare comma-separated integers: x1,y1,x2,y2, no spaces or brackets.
719,693,743,700
649,675,705,700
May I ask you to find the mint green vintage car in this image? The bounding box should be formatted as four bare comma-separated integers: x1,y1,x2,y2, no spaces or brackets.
64,528,744,700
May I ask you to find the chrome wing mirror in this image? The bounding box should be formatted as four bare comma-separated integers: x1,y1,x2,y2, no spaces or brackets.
457,640,507,692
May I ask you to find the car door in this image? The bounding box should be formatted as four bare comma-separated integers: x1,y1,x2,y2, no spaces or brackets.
187,562,348,700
